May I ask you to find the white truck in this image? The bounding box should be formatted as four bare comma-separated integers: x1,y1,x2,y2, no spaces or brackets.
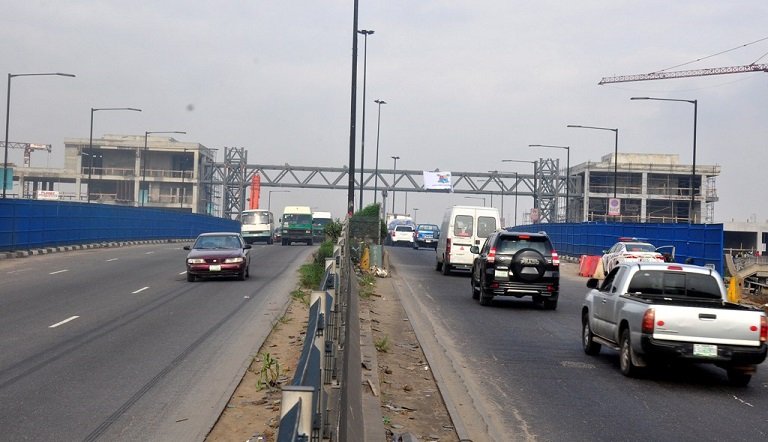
582,262,767,385
240,209,274,244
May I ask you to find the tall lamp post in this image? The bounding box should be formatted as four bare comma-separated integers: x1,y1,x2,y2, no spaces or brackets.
88,107,141,202
390,155,399,216
567,125,618,199
4,72,76,198
142,130,186,206
413,208,419,223
502,159,537,216
631,96,698,223
373,99,386,205
268,190,290,213
357,29,374,210
530,144,570,222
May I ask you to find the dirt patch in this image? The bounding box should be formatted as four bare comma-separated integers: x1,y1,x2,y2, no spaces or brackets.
362,274,459,441
205,268,458,441
205,298,308,442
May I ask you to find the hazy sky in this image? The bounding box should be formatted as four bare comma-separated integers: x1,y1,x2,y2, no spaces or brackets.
4,1,767,224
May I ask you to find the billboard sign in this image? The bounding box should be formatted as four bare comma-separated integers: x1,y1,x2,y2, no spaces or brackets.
423,170,452,191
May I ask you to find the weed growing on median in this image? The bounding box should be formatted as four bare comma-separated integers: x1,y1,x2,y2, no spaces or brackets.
291,289,309,307
358,273,376,299
255,352,282,391
374,335,390,353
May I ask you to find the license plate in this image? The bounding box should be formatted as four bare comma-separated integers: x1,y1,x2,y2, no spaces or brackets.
209,264,221,271
693,343,717,357
425,239,434,243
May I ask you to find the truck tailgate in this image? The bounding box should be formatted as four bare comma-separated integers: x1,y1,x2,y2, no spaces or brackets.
652,305,764,347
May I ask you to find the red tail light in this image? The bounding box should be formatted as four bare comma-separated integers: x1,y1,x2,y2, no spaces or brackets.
487,247,496,263
760,316,767,343
551,250,560,266
446,238,451,255
642,308,655,333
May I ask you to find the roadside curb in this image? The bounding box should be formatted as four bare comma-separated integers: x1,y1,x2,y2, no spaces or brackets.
0,239,192,260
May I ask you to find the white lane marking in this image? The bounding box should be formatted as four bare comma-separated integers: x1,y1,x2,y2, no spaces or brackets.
106,258,118,262
733,396,754,407
49,316,80,328
133,287,150,294
179,271,187,275
49,269,69,275
145,251,155,255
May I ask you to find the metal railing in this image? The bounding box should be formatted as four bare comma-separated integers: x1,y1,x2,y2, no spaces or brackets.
277,226,345,442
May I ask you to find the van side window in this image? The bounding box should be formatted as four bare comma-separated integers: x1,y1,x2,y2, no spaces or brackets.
454,215,473,237
477,216,497,238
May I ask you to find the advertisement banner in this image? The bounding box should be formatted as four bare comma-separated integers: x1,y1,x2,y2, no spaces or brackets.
423,170,452,191
36,190,60,200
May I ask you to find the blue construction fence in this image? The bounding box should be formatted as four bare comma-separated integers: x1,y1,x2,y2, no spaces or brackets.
514,222,724,274
0,199,239,252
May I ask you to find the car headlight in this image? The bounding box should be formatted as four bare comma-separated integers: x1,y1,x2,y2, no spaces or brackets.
224,257,244,264
187,258,205,264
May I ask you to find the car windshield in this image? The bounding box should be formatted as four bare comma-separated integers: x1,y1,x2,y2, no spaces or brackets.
242,212,270,224
497,236,551,254
418,225,437,231
283,214,312,225
627,270,722,299
625,243,657,253
194,235,242,249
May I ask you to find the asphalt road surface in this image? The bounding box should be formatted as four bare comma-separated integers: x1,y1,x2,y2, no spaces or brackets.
0,242,312,441
388,245,768,442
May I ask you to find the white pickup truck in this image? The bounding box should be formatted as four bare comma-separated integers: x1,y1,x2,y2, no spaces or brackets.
581,262,767,386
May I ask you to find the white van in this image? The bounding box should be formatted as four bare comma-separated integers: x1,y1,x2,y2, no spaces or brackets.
436,205,500,275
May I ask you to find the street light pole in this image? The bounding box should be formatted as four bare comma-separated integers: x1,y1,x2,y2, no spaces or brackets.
530,144,570,222
631,96,698,223
391,155,399,216
373,99,386,205
142,130,186,207
567,125,619,198
3,72,76,199
357,29,374,210
502,159,538,218
268,190,290,213
88,107,141,203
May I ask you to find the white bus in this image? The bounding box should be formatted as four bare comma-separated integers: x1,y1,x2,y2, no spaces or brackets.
241,209,275,244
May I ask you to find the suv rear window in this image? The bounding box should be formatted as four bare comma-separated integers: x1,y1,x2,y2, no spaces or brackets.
497,235,552,254
627,271,722,299
395,226,414,232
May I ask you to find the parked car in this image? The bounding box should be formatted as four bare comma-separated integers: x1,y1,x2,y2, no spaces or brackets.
601,237,666,274
184,232,252,281
390,224,415,246
470,229,560,309
436,205,500,275
582,262,768,385
413,223,440,249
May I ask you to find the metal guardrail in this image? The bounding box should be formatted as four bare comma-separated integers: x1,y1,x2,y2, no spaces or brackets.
277,226,345,442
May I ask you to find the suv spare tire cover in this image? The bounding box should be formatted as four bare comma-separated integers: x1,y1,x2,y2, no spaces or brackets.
511,248,547,282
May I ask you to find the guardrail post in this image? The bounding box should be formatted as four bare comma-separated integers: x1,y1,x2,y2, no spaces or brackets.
279,386,314,440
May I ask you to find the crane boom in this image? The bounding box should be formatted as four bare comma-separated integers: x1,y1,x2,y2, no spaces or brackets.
599,63,768,85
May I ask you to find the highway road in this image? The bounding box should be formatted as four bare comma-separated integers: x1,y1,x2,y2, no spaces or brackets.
388,246,768,442
0,242,312,441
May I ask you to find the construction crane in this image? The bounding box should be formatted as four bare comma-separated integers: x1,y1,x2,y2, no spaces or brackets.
599,63,768,85
0,141,52,167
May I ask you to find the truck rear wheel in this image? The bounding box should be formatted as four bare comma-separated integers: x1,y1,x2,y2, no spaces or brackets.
726,368,752,387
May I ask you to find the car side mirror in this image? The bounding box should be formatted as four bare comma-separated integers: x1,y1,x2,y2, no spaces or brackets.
586,278,599,289
470,245,479,254
183,245,191,250
244,244,252,249
602,250,608,254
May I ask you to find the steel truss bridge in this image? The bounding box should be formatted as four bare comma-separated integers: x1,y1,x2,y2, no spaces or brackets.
206,147,570,223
